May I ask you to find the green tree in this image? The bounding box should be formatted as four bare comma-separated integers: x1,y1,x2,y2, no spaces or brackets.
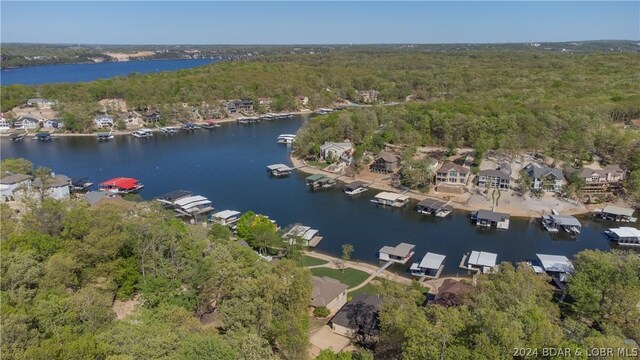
0,158,34,175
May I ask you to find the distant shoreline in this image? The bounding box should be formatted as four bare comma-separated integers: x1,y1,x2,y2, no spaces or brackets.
1,57,223,71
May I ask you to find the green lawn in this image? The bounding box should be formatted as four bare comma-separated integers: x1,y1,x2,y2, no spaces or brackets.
300,255,328,267
306,160,330,169
311,267,370,288
349,283,381,297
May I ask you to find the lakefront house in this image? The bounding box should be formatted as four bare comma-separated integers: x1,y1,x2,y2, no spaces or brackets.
14,115,41,130
477,169,511,190
370,151,401,173
319,142,353,164
94,114,114,129
435,162,469,193
575,165,626,194
523,163,566,192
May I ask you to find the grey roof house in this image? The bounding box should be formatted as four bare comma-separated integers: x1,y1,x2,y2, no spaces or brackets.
523,163,566,192
477,169,511,190
311,276,348,313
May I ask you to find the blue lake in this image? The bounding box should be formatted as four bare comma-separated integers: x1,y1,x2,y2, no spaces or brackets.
0,116,627,276
1,58,218,85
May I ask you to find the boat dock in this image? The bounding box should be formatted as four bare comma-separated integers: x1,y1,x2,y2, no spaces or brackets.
305,174,337,189
416,198,453,217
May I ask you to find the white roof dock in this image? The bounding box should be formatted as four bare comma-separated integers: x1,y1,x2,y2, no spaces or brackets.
380,243,416,258
468,251,498,267
374,191,409,202
609,227,640,238
175,195,210,208
418,252,446,270
601,205,634,217
549,215,581,227
536,254,574,273
212,210,241,220
266,164,292,171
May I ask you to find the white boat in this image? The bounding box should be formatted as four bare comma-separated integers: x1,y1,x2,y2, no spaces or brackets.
132,129,153,138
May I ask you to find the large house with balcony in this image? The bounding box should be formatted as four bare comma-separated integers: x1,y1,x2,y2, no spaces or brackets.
370,151,401,173
319,142,353,164
576,165,626,194
523,163,566,192
477,169,511,190
94,114,114,129
435,162,469,192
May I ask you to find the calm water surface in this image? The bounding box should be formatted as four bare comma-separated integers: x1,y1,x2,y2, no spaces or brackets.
0,116,623,275
1,59,218,85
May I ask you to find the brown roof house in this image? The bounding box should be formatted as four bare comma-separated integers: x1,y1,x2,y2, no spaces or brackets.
426,279,472,307
329,295,381,342
370,151,401,173
311,276,348,314
435,161,470,193
575,165,625,194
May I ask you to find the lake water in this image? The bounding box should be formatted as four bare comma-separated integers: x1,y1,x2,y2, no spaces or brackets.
0,116,624,275
1,59,218,85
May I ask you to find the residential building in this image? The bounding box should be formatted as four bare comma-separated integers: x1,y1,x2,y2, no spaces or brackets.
14,115,41,130
319,142,353,164
575,165,626,194
0,174,33,200
477,169,511,190
27,98,56,109
523,163,566,192
370,151,401,173
94,114,114,129
435,162,469,187
224,100,253,114
297,96,309,107
356,90,380,103
143,110,161,123
42,120,61,130
0,117,11,133
311,276,348,314
120,111,140,125
426,279,472,307
32,174,71,200
329,295,381,340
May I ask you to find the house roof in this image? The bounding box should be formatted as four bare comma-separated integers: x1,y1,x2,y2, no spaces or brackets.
17,115,42,123
525,163,564,180
418,252,446,270
379,242,415,258
468,251,498,267
376,151,399,163
32,174,70,188
549,215,581,227
479,169,510,178
602,205,635,217
603,164,624,173
578,165,625,178
320,142,353,152
437,161,468,174
435,279,472,299
0,174,33,185
474,209,510,222
329,295,382,335
536,254,574,273
85,191,122,206
311,276,348,308
374,191,408,202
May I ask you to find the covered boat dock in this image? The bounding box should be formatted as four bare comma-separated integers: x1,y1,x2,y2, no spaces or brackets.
416,198,453,217
541,214,581,235
593,205,637,223
410,252,446,279
371,191,410,208
305,174,337,189
461,251,498,273
378,242,416,264
471,209,510,230
267,164,292,177
343,181,368,195
606,227,640,246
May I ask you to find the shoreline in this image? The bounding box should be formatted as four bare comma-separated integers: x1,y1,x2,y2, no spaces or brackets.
289,153,594,219
0,110,313,138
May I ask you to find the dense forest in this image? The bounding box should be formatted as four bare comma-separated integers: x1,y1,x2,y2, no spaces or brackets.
1,158,639,359
2,49,639,132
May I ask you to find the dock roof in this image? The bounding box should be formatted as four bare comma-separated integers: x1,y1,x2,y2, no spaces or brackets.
609,227,640,238
418,252,446,270
380,243,415,258
306,174,325,182
344,181,367,191
550,215,581,227
174,195,209,207
157,190,192,202
374,191,408,202
212,210,241,220
536,254,574,273
100,177,140,190
417,198,447,209
267,164,291,171
475,209,510,222
468,251,498,267
311,276,348,308
602,205,634,217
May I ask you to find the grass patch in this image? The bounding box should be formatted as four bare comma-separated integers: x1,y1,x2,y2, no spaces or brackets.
311,267,370,288
349,283,381,297
307,160,330,169
301,255,328,267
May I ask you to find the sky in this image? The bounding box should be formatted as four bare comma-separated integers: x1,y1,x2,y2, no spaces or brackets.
1,1,638,45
